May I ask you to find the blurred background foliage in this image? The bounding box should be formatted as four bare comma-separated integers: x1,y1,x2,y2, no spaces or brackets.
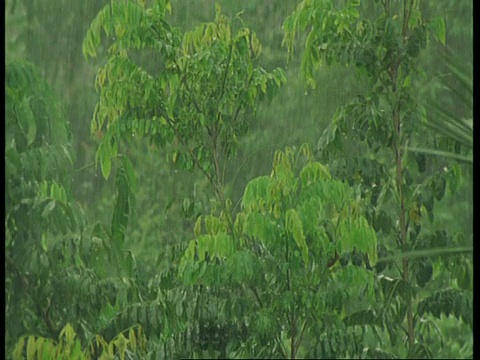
5,0,472,358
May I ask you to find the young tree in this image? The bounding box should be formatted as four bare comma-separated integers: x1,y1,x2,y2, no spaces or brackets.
82,0,285,214
81,0,286,357
6,59,77,347
180,145,379,358
283,0,472,357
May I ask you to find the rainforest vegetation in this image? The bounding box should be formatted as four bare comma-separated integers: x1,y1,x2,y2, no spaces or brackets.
5,0,472,358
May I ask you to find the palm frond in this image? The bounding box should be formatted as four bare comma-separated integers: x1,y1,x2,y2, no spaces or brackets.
422,48,472,161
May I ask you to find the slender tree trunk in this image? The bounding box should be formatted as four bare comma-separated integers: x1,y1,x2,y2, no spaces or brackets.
290,307,296,359
393,104,414,348
388,1,416,346
396,0,416,349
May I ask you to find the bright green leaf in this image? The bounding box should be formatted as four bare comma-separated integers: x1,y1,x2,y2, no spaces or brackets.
429,16,446,45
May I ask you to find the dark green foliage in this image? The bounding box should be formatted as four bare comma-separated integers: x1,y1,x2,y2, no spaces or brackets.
5,60,141,358
6,60,80,346
417,289,473,328
111,157,136,247
283,0,472,357
415,260,433,288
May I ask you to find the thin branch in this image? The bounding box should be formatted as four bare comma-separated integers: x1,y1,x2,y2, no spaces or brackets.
74,162,96,173
274,333,287,359
295,320,308,353
218,43,234,103
388,4,418,346
162,115,218,194
402,0,415,39
290,306,296,359
249,285,264,308
172,58,206,117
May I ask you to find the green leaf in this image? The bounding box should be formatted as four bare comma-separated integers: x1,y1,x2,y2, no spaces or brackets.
243,212,279,244
417,288,473,328
212,232,235,258
194,215,202,237
241,176,270,212
41,200,56,218
285,208,308,265
111,164,132,247
26,336,36,360
97,140,112,180
300,161,332,187
204,214,225,236
429,16,446,45
13,337,25,360
122,156,137,192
